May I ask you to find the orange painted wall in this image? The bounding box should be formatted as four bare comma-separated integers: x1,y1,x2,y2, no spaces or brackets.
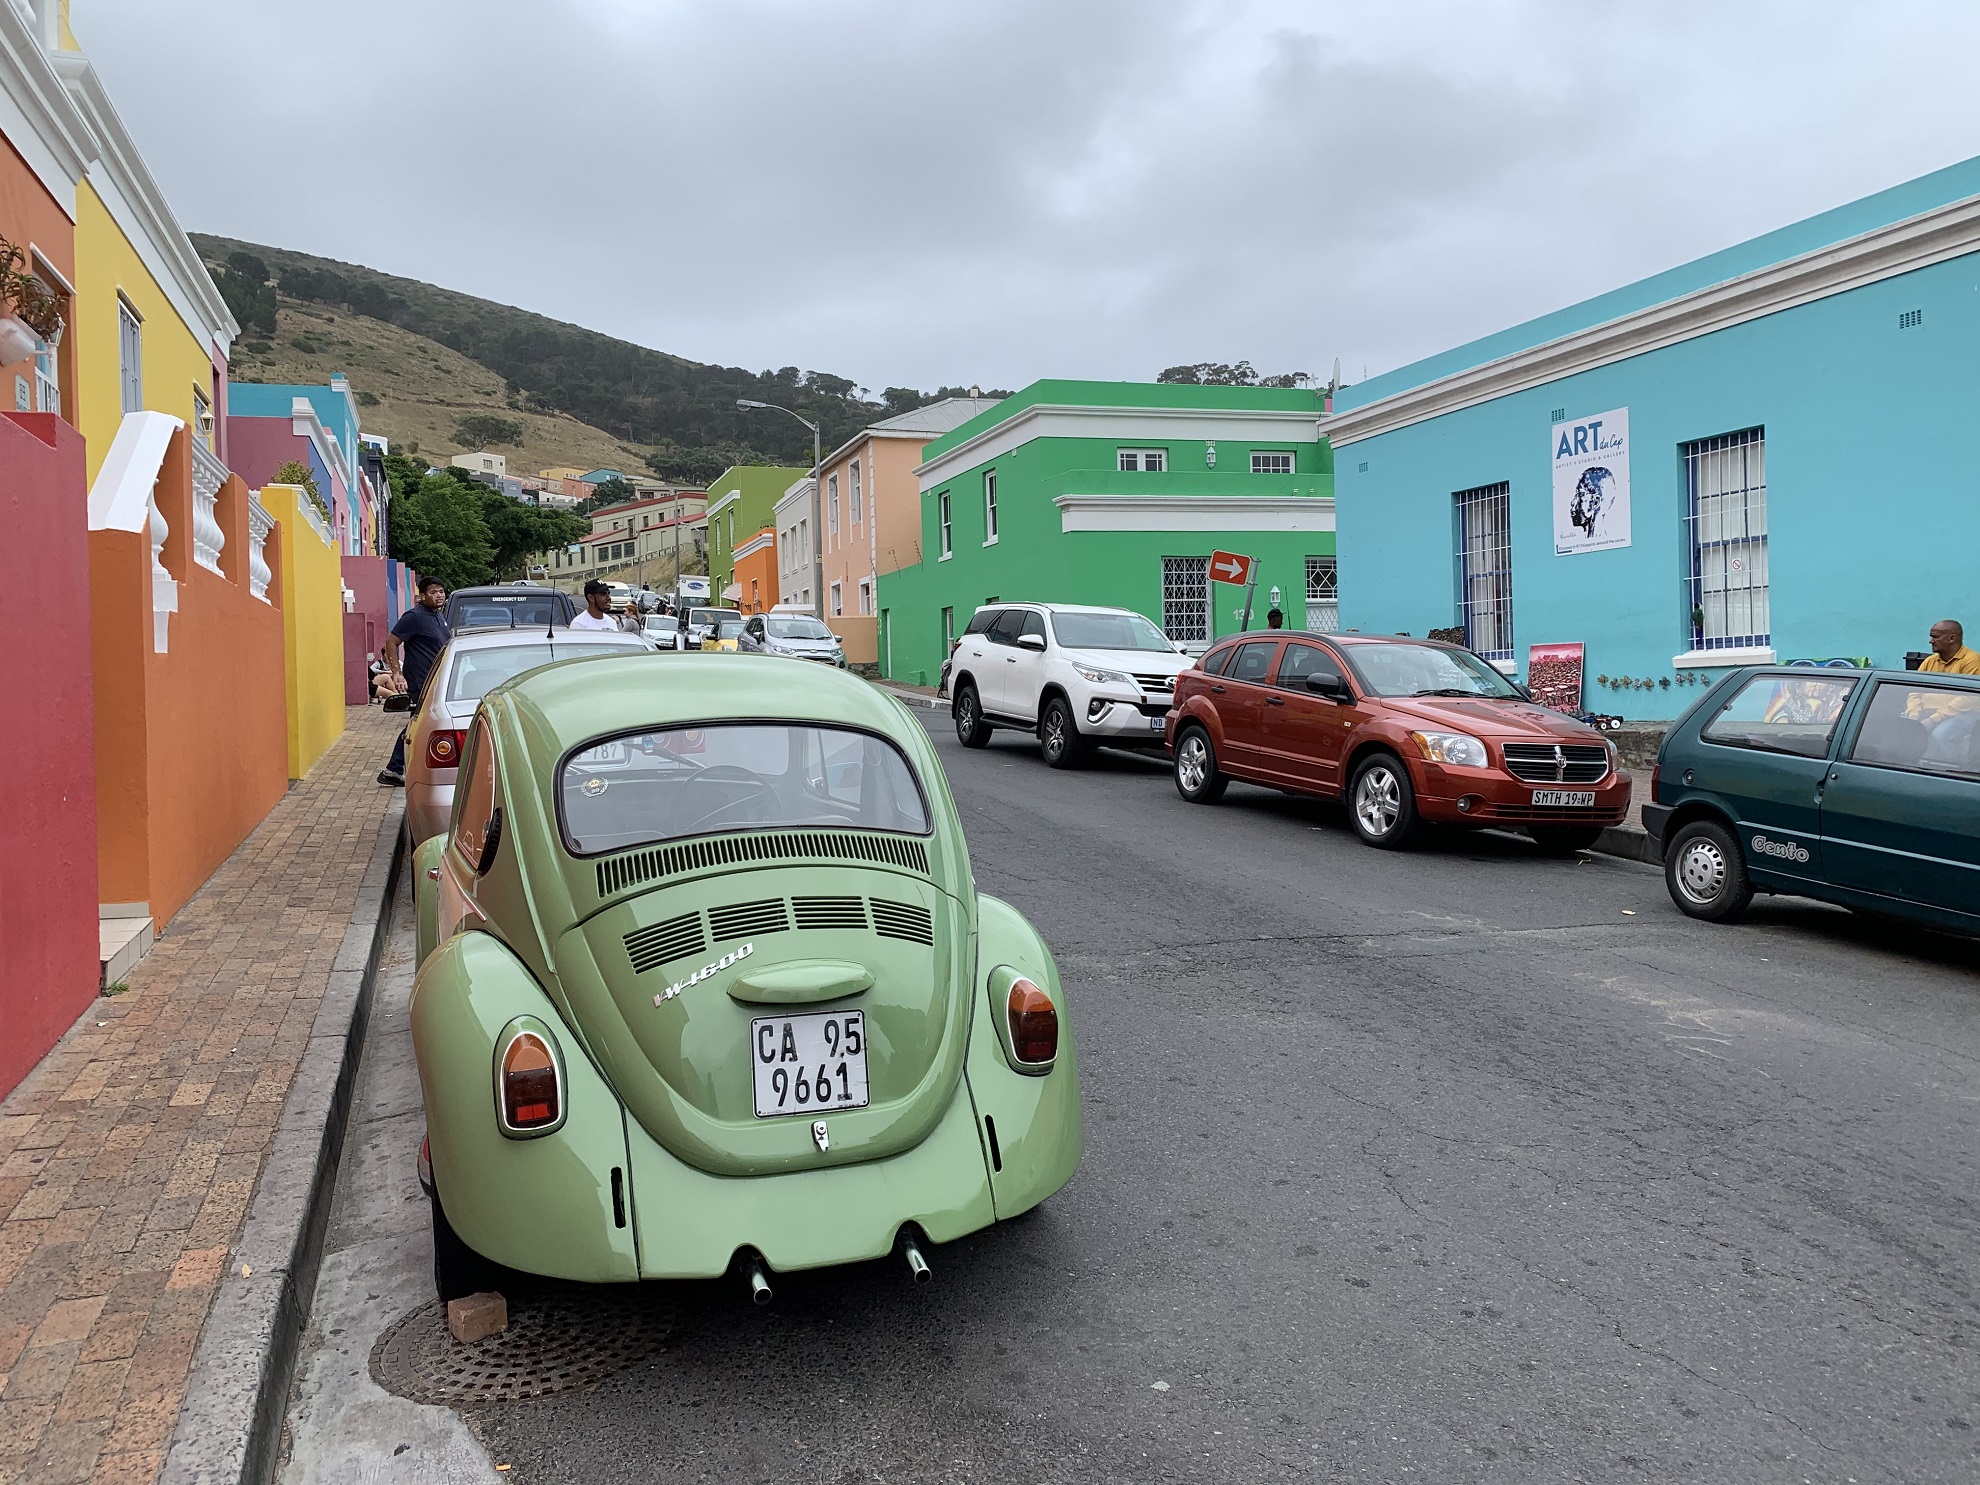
733,530,777,615
91,429,290,927
0,133,78,430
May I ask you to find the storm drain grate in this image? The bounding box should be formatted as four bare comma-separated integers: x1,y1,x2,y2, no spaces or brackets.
368,1288,673,1406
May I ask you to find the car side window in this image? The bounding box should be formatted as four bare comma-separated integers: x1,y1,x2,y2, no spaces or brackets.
1277,643,1343,689
964,609,999,638
1018,611,1047,644
1199,646,1235,677
1227,641,1278,685
452,719,499,871
986,610,1026,646
1699,674,1856,759
1850,680,1980,779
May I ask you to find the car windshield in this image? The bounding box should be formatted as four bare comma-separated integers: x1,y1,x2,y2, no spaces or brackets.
766,616,834,640
1051,611,1173,652
1342,642,1522,699
559,723,932,854
691,608,737,629
452,596,566,629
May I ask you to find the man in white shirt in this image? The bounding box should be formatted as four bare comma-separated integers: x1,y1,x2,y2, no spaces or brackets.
570,580,620,631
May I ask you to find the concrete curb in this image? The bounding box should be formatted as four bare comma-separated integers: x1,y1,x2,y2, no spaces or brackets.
159,804,407,1485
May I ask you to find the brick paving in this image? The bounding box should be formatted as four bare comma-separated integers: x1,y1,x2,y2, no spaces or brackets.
0,709,400,1485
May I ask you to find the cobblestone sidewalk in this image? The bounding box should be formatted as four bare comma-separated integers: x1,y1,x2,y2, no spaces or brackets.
0,709,401,1485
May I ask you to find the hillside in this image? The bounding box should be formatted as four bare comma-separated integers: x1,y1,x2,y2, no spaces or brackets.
194,236,998,484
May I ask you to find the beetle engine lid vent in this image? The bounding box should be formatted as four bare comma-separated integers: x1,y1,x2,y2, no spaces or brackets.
870,899,934,945
594,830,931,898
622,912,707,975
792,896,868,931
708,898,790,942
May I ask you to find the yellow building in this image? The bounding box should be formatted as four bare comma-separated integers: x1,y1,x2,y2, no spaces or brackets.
258,483,348,778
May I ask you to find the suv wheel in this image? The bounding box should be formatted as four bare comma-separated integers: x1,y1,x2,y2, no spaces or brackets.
1664,819,1753,922
1348,753,1421,849
954,683,991,748
1173,726,1227,804
1039,696,1087,769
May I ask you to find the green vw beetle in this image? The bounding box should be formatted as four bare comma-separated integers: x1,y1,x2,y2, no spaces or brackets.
410,653,1082,1302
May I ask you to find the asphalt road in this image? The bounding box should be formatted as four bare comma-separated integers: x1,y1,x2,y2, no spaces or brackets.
330,714,1980,1484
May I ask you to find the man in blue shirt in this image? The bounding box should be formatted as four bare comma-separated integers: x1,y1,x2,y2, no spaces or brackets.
377,577,451,786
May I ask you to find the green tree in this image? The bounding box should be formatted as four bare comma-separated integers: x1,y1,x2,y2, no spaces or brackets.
475,487,586,579
453,413,526,448
385,458,496,588
585,476,637,510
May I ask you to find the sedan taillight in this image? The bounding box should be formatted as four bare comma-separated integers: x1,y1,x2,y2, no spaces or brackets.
426,729,465,769
1006,978,1058,1065
500,1032,559,1131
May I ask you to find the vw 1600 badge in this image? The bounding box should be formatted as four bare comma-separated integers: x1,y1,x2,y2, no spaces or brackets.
653,943,753,1007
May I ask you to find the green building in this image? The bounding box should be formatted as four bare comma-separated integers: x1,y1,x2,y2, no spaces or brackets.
704,464,809,604
877,380,1335,684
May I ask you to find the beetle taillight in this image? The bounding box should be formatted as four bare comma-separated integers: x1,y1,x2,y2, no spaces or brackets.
501,1033,558,1129
1006,979,1058,1065
426,729,465,769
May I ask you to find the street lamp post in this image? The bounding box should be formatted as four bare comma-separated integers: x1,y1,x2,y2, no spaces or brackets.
737,398,822,617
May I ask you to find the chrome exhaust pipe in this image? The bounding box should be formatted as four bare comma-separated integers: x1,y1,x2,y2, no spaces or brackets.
746,1256,773,1306
901,1234,932,1285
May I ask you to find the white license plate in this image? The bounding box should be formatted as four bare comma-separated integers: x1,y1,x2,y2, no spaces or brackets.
1531,790,1595,807
573,741,629,767
1149,715,1167,732
751,1010,869,1118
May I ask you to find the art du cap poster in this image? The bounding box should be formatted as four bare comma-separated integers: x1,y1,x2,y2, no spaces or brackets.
1551,408,1631,555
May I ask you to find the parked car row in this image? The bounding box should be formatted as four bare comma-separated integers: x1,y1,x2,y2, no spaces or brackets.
947,601,1980,939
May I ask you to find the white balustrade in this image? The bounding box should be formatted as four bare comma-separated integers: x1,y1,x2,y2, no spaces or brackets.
247,495,274,603
190,439,227,575
149,494,178,653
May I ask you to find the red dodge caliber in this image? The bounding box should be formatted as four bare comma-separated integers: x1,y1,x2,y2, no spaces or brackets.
1167,632,1632,851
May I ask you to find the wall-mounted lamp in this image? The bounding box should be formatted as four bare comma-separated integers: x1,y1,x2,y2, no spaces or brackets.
1204,440,1217,469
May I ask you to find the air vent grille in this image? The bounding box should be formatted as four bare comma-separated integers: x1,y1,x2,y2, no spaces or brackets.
594,830,930,897
870,899,934,945
792,896,868,932
1900,308,1923,330
708,898,790,941
622,912,707,974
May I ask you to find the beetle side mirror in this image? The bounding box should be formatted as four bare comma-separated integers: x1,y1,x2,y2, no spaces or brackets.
1017,633,1046,652
1306,673,1348,701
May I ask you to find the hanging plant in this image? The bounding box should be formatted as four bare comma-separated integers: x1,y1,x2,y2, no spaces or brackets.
0,235,65,349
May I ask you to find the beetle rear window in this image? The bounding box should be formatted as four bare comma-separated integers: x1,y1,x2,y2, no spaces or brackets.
559,723,931,856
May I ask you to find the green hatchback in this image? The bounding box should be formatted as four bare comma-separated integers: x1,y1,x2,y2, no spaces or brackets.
410,654,1082,1302
1644,666,1980,931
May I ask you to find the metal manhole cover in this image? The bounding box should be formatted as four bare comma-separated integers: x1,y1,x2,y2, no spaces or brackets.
369,1288,673,1405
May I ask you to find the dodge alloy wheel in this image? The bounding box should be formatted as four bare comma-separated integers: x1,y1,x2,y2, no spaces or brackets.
1173,728,1227,804
1349,755,1420,849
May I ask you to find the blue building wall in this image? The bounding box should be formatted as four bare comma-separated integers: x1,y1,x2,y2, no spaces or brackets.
1336,165,1980,721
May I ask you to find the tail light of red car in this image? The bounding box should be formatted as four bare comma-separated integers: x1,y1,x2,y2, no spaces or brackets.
497,1026,562,1136
1006,978,1059,1067
425,729,465,769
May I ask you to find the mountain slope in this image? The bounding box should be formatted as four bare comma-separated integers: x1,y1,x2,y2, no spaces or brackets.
194,235,901,482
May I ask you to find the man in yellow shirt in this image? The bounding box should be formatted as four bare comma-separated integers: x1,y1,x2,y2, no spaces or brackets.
1919,619,1980,676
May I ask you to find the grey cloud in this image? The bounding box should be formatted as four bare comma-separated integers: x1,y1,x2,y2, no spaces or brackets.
82,0,1980,393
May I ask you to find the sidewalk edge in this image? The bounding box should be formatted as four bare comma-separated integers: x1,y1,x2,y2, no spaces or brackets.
1593,824,1662,867
159,804,407,1485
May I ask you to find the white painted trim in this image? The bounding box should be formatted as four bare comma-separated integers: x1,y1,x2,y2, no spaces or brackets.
0,5,91,217
917,402,1322,488
1053,494,1336,534
50,51,238,354
1673,646,1775,668
733,530,776,560
87,410,182,531
289,398,353,490
1324,189,1980,447
706,489,742,518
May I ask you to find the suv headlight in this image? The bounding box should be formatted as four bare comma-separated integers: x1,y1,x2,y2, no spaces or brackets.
1074,665,1132,686
1411,730,1488,768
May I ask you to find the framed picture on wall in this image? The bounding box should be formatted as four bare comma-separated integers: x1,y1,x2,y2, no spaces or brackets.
1526,641,1585,713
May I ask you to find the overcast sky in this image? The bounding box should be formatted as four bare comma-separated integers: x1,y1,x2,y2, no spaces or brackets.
83,0,1980,394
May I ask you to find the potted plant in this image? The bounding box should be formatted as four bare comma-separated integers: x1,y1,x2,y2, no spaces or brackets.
0,236,64,366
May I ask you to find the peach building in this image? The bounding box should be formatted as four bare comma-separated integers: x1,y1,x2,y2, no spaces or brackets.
816,398,998,667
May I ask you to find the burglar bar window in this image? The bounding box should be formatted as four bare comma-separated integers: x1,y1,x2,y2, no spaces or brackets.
1453,482,1513,661
1161,556,1209,644
1305,555,1338,633
1684,427,1768,650
1252,451,1294,475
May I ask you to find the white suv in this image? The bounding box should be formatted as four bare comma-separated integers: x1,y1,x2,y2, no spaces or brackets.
949,603,1195,768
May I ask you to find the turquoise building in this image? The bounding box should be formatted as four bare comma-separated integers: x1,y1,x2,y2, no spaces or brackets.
878,380,1336,685
1328,154,1980,718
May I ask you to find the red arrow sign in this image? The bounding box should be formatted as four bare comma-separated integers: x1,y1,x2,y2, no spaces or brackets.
1209,550,1254,585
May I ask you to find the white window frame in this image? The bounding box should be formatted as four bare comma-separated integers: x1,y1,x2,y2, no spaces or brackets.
1305,555,1338,633
850,459,862,524
858,577,873,616
1684,427,1768,651
830,581,843,616
938,489,953,559
983,468,998,545
118,296,143,416
828,472,840,537
1454,483,1513,662
1118,448,1167,473
1251,451,1294,475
